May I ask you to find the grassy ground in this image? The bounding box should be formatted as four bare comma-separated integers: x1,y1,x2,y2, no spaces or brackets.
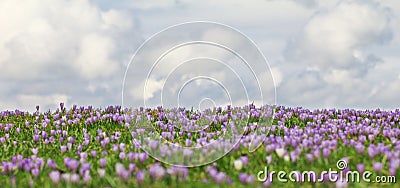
0,105,398,187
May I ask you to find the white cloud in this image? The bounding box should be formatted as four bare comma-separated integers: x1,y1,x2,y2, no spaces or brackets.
270,67,283,87
267,0,319,8
131,78,164,101
1,0,400,111
122,21,279,109
1,94,69,112
275,0,400,109
322,69,353,85
0,0,139,111
285,0,392,69
134,0,313,36
74,33,118,79
130,0,178,10
0,0,135,80
101,10,134,31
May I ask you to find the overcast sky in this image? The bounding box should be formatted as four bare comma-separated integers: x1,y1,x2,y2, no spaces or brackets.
1,0,399,112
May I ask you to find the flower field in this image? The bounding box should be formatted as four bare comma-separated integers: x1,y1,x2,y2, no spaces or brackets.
0,103,399,187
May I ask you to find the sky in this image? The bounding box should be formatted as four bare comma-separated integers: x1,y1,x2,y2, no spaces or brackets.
0,0,400,112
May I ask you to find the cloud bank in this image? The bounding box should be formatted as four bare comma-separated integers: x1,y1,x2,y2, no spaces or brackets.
0,0,399,111
0,0,140,111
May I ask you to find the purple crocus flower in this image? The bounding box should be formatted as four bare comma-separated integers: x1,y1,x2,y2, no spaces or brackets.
368,145,378,158
313,149,320,159
368,134,375,141
149,140,159,150
336,177,348,188
79,163,91,176
185,139,192,147
246,175,255,184
90,150,97,158
31,168,40,178
355,144,364,154
36,157,44,168
100,141,106,148
77,145,82,152
42,131,47,139
239,173,248,184
389,167,397,176
128,152,135,161
82,172,91,183
61,173,71,181
112,144,119,152
213,172,226,184
138,153,148,162
47,159,57,169
179,167,189,180
358,135,366,143
129,163,136,172
49,171,61,184
389,158,399,170
136,170,146,185
240,156,249,166
116,163,130,180
322,148,330,159
119,152,126,160
65,158,79,172
67,136,75,144
207,167,218,178
183,148,193,157
119,143,126,151
60,146,67,154
357,163,365,173
67,143,73,151
263,177,272,187
33,135,40,143
226,178,233,184
372,162,383,172
31,154,37,162
99,158,106,168
80,152,88,159
149,164,166,180
71,173,79,183
306,153,313,162
266,155,272,164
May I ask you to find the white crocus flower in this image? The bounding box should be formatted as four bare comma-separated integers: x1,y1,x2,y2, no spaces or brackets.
284,155,290,162
234,159,243,170
275,148,285,158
